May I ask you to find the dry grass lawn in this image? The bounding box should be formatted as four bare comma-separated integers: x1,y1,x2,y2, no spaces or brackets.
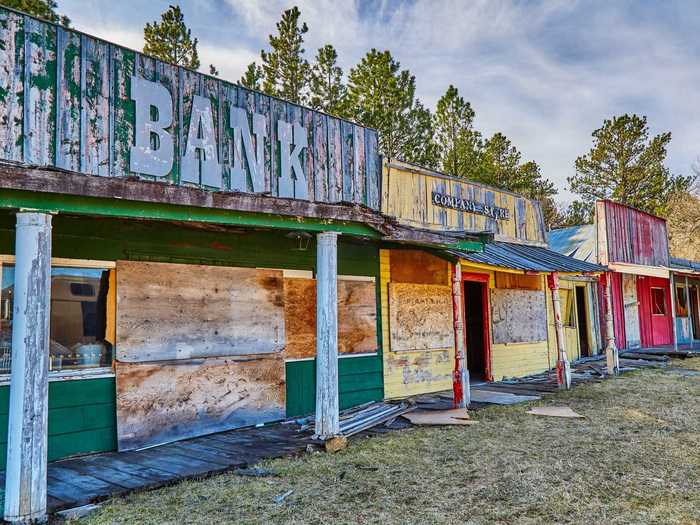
72,360,700,525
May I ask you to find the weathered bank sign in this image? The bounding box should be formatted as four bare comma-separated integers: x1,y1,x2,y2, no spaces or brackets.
0,7,380,209
431,191,510,220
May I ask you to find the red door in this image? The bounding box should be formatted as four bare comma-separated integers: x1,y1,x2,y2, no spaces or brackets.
637,276,673,347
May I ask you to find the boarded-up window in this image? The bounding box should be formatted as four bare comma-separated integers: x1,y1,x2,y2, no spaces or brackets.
491,288,547,344
388,283,454,352
495,272,542,291
389,250,448,285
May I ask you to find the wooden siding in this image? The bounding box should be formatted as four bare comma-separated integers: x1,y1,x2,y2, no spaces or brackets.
0,7,380,210
597,200,669,267
382,161,547,245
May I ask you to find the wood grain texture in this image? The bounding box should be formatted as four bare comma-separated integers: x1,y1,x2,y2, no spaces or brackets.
490,288,547,344
115,354,285,451
283,277,377,359
0,9,24,162
389,249,449,285
388,283,454,352
116,261,285,362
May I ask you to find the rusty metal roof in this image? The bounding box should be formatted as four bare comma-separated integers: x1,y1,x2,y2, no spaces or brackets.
670,257,700,274
450,241,606,273
547,224,597,263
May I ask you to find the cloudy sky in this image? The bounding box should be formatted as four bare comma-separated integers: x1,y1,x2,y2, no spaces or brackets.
60,0,700,201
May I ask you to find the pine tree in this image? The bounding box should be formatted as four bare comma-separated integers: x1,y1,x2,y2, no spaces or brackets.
1,0,69,26
209,64,219,76
346,49,437,166
434,85,481,178
143,5,200,69
569,114,691,217
309,44,346,116
260,6,309,104
239,62,263,90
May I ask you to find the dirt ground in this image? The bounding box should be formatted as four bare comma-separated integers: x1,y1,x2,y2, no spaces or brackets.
71,359,700,525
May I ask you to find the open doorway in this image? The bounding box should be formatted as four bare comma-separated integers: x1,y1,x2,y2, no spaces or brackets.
463,280,489,382
690,285,700,340
575,286,590,357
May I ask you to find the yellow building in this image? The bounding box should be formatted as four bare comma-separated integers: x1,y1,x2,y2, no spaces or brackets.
380,160,605,399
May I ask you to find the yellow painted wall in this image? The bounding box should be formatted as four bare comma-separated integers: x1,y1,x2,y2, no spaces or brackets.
381,249,455,398
382,160,547,245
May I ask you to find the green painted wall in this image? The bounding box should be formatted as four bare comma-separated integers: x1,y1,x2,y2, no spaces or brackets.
0,210,384,458
0,378,116,469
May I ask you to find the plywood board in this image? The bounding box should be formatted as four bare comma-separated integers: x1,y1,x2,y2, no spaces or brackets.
115,355,285,451
283,278,377,359
389,250,448,285
491,288,547,344
116,261,285,362
388,283,454,352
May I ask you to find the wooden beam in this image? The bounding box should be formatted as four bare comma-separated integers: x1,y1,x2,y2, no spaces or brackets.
4,212,52,523
547,273,571,389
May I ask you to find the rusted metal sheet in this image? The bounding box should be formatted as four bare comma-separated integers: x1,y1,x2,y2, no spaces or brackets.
283,277,377,359
383,160,547,244
116,261,285,362
491,288,547,344
0,6,380,209
115,354,285,451
388,283,454,352
597,200,669,267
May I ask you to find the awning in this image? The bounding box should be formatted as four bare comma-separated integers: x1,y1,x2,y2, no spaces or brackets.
608,262,669,279
449,241,607,274
670,257,700,276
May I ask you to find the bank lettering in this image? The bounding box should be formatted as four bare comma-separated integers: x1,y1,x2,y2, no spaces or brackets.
431,191,510,220
129,75,307,193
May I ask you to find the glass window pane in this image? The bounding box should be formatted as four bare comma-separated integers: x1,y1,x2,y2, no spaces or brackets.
0,264,113,375
651,287,667,316
676,286,688,317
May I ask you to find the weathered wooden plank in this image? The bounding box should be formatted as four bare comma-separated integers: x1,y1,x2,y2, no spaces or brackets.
327,116,342,202
116,262,285,361
115,354,286,451
353,124,366,205
341,119,354,202
24,15,56,165
78,453,175,483
288,103,305,199
365,128,380,209
491,288,548,344
313,112,327,202
270,97,285,196
0,9,24,162
303,106,315,199
59,461,152,490
109,44,134,177
388,283,454,352
257,91,271,194
389,249,449,285
49,465,127,494
55,27,80,171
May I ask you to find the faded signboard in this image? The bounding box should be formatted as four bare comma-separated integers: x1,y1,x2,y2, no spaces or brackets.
116,355,285,451
116,261,285,361
283,277,378,359
491,288,547,344
388,283,454,352
0,7,380,209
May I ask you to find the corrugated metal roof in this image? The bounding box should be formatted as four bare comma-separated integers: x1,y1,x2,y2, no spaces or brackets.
547,224,597,263
451,241,606,273
670,257,700,273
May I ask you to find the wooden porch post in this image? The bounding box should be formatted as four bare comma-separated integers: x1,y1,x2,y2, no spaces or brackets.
315,231,339,439
4,212,52,524
686,276,695,349
547,272,571,389
670,273,678,350
451,263,469,408
600,272,619,375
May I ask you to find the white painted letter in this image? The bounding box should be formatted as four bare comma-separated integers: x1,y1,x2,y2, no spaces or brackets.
278,119,309,199
182,95,221,188
230,107,267,192
130,75,174,177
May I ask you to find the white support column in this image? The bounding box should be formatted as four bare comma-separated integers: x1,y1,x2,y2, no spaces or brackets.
451,263,469,408
4,212,52,524
670,273,678,350
686,276,695,349
601,273,619,375
547,273,571,389
314,231,339,439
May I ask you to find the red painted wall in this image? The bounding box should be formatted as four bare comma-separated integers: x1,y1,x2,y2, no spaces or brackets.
637,276,673,347
599,201,669,267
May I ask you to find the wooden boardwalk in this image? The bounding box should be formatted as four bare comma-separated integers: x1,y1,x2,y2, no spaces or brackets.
0,423,315,514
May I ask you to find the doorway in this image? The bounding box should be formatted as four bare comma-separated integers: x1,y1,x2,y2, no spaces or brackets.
463,280,489,381
575,286,590,357
690,285,700,340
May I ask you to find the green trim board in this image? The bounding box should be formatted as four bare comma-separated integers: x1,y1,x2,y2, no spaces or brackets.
0,189,381,237
0,378,117,469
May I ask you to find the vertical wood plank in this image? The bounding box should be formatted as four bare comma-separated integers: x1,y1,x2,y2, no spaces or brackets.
257,91,271,194
110,45,134,177
341,119,354,202
365,129,380,210
353,124,366,205
269,97,285,196
303,107,315,200
24,16,56,166
55,27,80,171
178,67,197,186
218,82,236,191
0,9,24,162
81,36,110,176
313,111,328,202
327,116,342,202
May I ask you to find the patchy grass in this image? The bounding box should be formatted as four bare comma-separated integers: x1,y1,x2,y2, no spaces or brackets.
72,360,700,525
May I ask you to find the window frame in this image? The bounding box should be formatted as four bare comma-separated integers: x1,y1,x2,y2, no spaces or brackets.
0,255,116,382
650,286,668,316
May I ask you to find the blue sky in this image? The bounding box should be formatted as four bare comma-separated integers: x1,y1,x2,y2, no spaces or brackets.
61,0,700,201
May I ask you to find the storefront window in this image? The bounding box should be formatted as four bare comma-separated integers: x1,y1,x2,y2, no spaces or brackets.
651,287,667,316
0,265,113,375
676,285,688,317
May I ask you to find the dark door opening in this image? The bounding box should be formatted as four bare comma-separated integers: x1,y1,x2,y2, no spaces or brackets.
464,281,487,381
691,286,700,340
575,286,590,357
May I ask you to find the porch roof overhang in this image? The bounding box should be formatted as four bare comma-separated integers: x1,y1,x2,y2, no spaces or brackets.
448,241,607,274
607,262,670,279
670,257,700,277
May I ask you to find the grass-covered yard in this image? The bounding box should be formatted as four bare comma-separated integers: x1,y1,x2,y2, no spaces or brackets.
71,360,700,525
